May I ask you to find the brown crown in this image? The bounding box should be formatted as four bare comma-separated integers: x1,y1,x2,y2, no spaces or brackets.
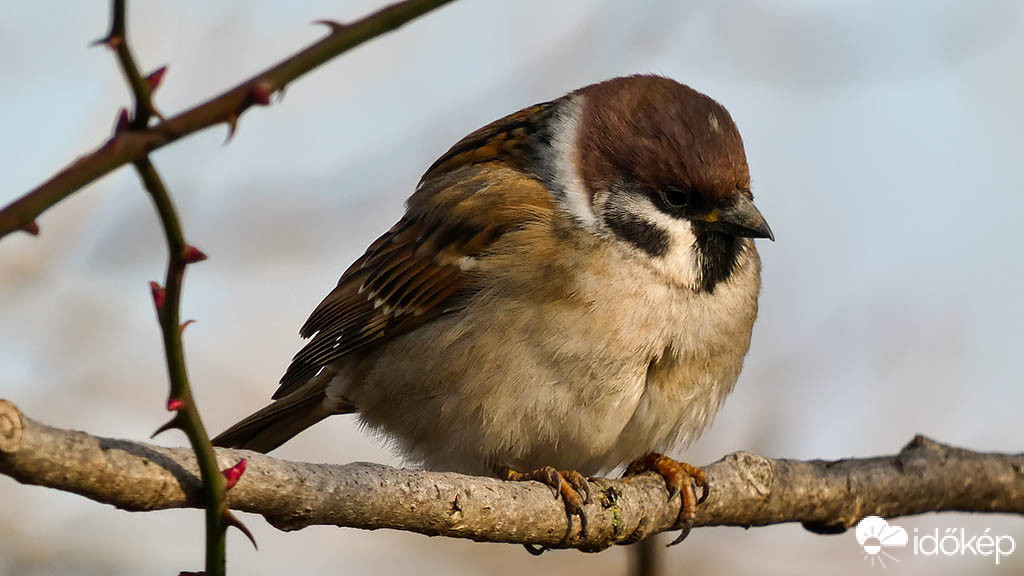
576,75,750,201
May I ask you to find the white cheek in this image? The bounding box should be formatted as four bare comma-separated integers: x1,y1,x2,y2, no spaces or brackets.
644,209,703,289
602,194,703,289
548,96,597,227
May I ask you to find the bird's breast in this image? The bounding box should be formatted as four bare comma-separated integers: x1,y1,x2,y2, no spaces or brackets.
346,225,761,475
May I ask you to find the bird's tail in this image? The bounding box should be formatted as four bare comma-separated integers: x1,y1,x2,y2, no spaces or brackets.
213,375,352,453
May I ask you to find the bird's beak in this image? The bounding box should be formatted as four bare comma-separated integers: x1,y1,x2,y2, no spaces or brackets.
703,194,774,241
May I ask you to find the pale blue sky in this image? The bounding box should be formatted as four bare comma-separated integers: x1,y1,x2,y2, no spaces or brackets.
1,2,1021,575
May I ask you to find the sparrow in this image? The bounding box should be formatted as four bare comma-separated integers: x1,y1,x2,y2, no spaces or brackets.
214,75,772,543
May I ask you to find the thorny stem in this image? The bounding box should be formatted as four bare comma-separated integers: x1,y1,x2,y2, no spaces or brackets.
0,0,457,568
0,0,456,239
106,1,233,573
135,157,229,575
103,0,160,127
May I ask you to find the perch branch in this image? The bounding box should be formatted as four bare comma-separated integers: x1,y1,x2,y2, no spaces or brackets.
0,0,455,239
1,399,1021,551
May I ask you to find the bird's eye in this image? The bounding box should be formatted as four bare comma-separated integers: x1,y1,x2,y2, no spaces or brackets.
660,187,691,209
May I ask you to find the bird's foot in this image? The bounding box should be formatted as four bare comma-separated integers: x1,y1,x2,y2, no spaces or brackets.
623,452,708,546
501,465,591,541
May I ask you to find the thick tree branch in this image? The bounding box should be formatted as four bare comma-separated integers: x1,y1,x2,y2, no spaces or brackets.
0,0,455,239
2,399,1021,551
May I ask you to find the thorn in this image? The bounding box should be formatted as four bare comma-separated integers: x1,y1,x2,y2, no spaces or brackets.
21,221,40,236
150,414,182,439
224,509,258,550
249,81,274,106
313,19,345,33
179,319,196,334
167,397,186,411
221,80,275,142
91,34,123,49
181,245,207,263
146,65,168,91
149,281,166,309
224,114,239,143
222,459,247,490
114,108,130,133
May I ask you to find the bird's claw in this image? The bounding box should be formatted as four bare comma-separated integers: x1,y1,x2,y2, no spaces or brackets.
503,465,591,539
624,453,708,546
667,520,693,546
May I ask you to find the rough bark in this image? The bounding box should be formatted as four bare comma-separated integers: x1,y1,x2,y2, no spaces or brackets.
1,399,1021,551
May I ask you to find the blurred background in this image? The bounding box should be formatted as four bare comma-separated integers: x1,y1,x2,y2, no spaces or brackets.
1,1,1022,574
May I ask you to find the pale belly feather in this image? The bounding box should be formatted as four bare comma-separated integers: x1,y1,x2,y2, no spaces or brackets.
340,233,760,476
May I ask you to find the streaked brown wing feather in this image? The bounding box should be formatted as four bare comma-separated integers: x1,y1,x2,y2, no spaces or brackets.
274,162,553,399
423,102,557,180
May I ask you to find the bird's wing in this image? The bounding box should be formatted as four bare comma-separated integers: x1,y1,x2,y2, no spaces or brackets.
421,101,556,179
273,161,554,399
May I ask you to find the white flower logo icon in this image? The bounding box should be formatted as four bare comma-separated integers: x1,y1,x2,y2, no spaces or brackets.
856,516,908,569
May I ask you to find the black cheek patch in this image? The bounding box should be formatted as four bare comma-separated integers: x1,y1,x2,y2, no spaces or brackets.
695,230,739,292
603,210,670,258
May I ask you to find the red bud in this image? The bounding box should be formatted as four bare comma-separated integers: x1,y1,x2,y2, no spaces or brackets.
114,108,130,133
182,245,207,263
222,458,247,489
249,81,274,106
167,397,186,411
21,221,40,236
149,281,165,309
146,66,168,91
